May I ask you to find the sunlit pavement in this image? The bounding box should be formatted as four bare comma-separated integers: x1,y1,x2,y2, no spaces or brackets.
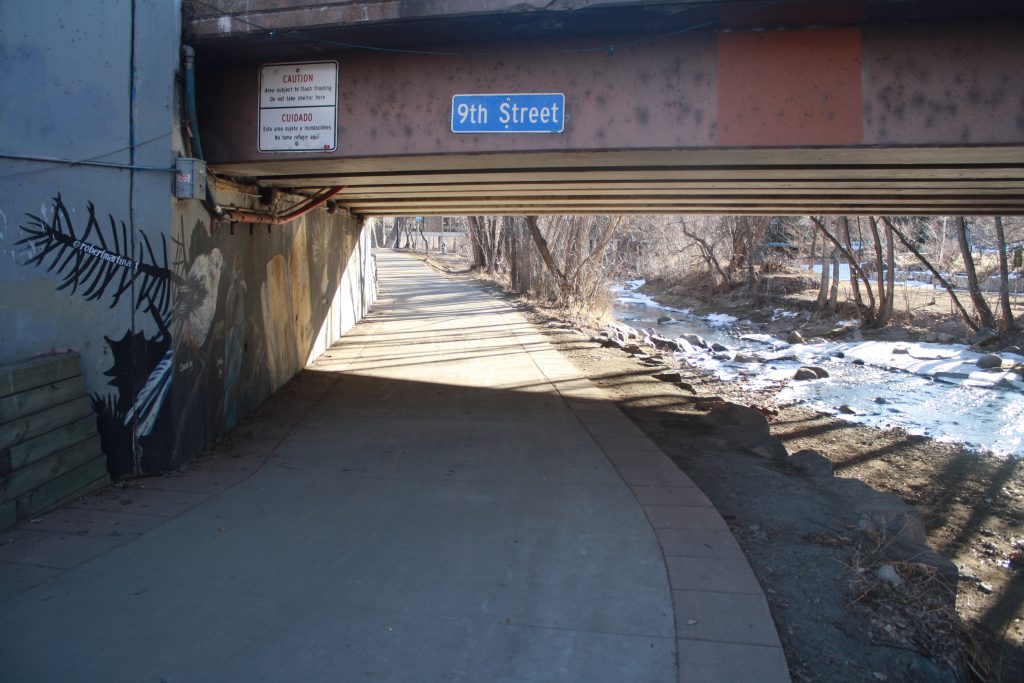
0,250,788,682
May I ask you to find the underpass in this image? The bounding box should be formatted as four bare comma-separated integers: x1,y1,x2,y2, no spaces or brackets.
3,2,1024,680
1,251,788,682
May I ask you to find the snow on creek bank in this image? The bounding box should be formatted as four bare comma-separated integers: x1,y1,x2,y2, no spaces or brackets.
611,280,1024,458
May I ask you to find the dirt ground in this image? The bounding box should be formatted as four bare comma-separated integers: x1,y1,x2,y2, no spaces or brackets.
417,251,1024,682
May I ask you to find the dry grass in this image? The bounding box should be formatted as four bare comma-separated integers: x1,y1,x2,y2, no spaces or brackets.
846,529,996,682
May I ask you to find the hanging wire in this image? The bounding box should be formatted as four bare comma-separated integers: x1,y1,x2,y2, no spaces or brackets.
0,132,174,180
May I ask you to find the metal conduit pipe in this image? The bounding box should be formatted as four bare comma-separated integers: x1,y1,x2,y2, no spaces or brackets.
181,44,226,221
221,186,345,224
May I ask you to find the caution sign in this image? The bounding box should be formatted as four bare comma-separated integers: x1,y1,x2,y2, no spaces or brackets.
259,61,338,152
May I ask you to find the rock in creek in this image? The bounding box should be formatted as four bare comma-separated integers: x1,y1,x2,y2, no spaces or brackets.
786,330,805,344
649,334,681,352
794,366,829,381
710,342,729,353
678,333,708,349
656,315,675,324
976,353,1004,370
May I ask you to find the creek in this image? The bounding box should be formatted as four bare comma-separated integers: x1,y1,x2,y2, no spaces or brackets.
612,280,1024,458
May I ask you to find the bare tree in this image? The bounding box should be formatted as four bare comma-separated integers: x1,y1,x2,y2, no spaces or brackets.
955,217,996,329
994,215,1016,331
880,217,977,330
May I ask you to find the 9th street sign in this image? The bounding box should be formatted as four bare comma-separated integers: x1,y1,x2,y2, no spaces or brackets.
451,94,565,133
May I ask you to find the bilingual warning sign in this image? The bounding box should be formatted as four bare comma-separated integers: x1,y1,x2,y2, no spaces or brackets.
259,61,338,152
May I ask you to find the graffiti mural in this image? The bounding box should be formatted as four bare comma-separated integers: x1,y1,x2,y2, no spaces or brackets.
16,194,176,476
15,192,369,476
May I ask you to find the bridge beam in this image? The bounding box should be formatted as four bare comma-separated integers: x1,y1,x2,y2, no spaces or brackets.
192,12,1024,214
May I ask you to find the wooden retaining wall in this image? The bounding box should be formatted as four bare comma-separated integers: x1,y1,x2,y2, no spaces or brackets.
0,353,109,531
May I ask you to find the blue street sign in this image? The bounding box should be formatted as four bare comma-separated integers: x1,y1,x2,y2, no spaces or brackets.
451,94,565,133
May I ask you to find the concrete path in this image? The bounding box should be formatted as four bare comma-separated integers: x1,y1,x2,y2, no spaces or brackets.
0,250,789,682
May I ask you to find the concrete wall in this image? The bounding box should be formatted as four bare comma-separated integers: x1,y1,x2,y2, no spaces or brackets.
167,197,375,473
0,1,377,477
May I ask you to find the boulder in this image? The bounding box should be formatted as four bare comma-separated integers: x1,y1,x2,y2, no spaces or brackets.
710,342,729,353
649,334,680,352
838,405,856,415
852,358,866,366
622,343,642,354
786,330,805,344
829,323,858,338
712,352,732,361
675,339,697,355
652,370,684,383
788,449,834,477
656,315,675,325
976,353,1004,370
733,353,761,364
678,333,708,349
746,439,789,463
969,326,1000,347
794,366,829,380
838,479,958,594
706,402,772,441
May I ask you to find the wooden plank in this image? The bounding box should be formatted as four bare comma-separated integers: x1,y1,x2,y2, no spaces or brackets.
14,456,109,522
6,415,98,472
0,353,81,400
336,179,1024,191
0,375,86,424
337,186,1024,200
211,145,1024,177
379,206,1020,216
348,195,1024,207
1,435,102,504
262,166,1024,188
0,396,95,451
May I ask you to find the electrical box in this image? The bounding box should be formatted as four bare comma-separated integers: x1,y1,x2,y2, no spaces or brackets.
174,157,207,199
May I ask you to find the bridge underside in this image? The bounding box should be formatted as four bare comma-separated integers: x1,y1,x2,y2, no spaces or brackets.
216,147,1024,216
190,2,1024,216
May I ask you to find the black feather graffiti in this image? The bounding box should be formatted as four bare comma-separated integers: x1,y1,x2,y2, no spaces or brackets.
16,194,176,320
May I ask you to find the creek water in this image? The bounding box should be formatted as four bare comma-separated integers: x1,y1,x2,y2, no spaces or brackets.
612,281,1024,459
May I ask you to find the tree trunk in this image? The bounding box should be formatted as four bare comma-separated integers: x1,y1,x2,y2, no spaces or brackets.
881,217,977,330
841,216,874,321
815,230,830,312
869,216,887,320
955,216,996,329
466,215,487,269
384,218,401,248
994,215,1015,331
525,216,570,297
828,252,840,313
883,218,896,324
